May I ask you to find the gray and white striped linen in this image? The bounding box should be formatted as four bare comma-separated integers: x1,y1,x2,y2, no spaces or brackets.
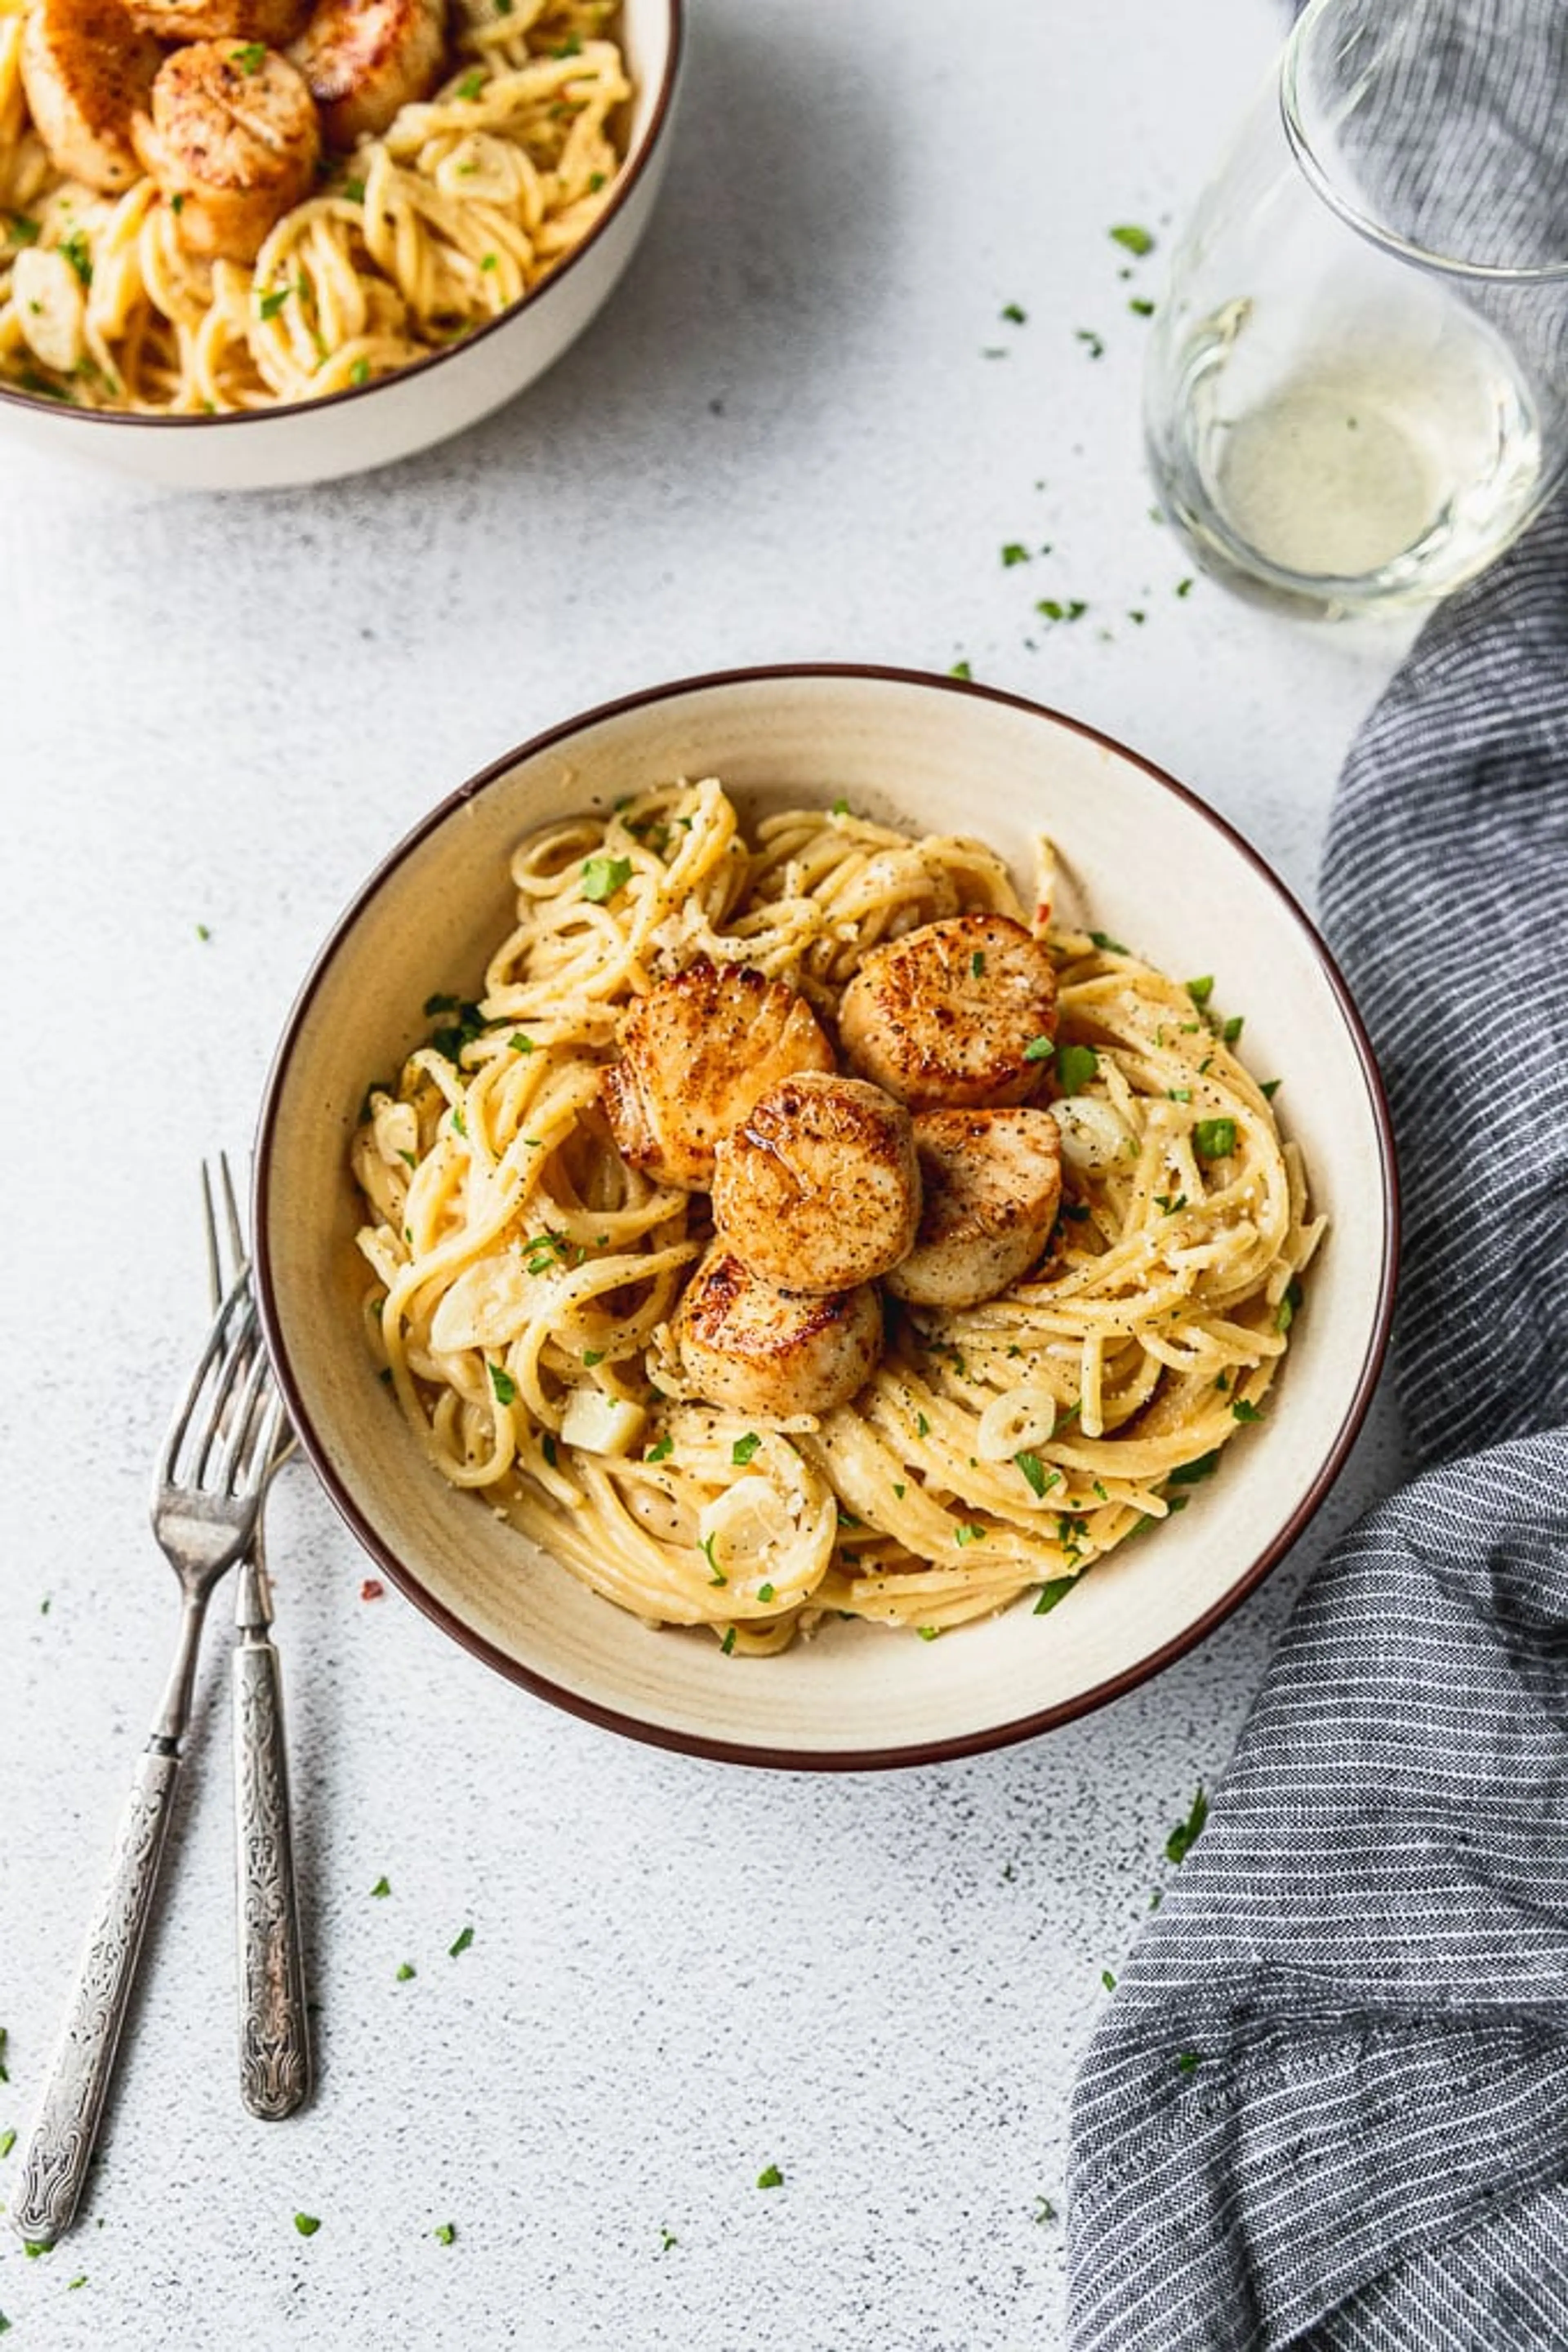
1065,501,1568,2350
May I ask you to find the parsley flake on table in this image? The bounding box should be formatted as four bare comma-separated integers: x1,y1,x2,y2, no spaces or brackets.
1075,327,1105,358
1034,2195,1057,2225
1102,1969,1117,1992
294,2213,321,2237
1176,577,1194,597
0,2129,13,2159
581,854,632,902
1176,2051,1201,2074
396,1962,416,1981
1036,597,1088,622
433,2222,457,2245
1128,296,1155,317
1001,541,1031,567
659,2227,678,2253
756,2164,784,2189
1000,301,1027,324
449,1924,475,1957
1109,223,1156,257
370,1875,391,1898
1165,1785,1209,1864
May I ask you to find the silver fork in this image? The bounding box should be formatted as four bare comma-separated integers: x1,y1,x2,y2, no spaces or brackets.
11,1264,285,2247
203,1157,310,2121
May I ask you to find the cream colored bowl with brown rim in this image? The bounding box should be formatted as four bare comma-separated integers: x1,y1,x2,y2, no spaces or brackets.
0,0,683,492
254,666,1398,1767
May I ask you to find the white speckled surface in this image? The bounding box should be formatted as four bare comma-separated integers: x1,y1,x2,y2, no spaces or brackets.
0,2,1417,2343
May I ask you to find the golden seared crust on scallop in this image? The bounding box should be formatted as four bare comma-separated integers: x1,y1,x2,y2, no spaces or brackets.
838,912,1057,1111
124,0,311,43
672,1246,883,1419
20,0,163,194
288,0,446,148
711,1071,920,1295
884,1107,1062,1309
601,959,836,1194
132,42,321,262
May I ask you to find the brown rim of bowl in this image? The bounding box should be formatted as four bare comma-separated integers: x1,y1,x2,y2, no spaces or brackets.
0,0,685,437
253,662,1401,1773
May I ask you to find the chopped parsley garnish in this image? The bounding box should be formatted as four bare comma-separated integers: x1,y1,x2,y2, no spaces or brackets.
646,1433,673,1463
1260,1076,1281,1099
757,1582,775,1604
231,41,266,71
1055,1042,1098,1092
953,1523,985,1547
582,1349,605,1368
1167,1087,1192,1102
1033,1576,1075,1615
1014,1450,1054,1499
1231,1397,1264,1423
589,171,607,191
1194,1118,1236,1160
970,950,986,978
1176,577,1194,597
659,2227,678,2252
1153,1192,1186,1216
830,795,850,815
949,659,972,680
7,213,40,245
342,176,366,203
1185,975,1214,1005
350,358,370,386
258,285,289,320
1022,1034,1054,1062
581,853,633,902
720,1627,736,1655
1220,1013,1245,1044
449,1925,474,1957
551,31,582,54
1001,541,1031,566
731,1432,761,1466
1165,1785,1209,1863
1275,1276,1303,1333
541,1434,557,1468
1089,930,1128,953
1000,301,1027,324
509,1031,535,1053
480,252,499,272
917,1625,940,1641
1169,1451,1219,1486
756,2165,784,2189
1176,2051,1201,2074
294,2213,321,2237
1109,223,1155,256
60,230,92,288
1101,1969,1117,1991
456,67,486,98
1128,297,1155,317
488,1362,517,1405
396,1962,416,1981
702,1534,727,1586
915,1411,930,1439
370,1875,391,1898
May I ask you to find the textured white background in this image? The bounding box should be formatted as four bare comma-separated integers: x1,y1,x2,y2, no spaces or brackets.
0,1,1418,2345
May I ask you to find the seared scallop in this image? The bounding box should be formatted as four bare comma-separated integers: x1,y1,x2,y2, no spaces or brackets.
132,42,321,263
672,1246,883,1419
125,0,311,42
602,959,836,1193
839,912,1058,1111
20,0,163,194
711,1071,920,1294
885,1107,1062,1309
289,0,446,147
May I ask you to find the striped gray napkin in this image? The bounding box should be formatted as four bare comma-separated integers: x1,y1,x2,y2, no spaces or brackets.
1065,499,1568,2350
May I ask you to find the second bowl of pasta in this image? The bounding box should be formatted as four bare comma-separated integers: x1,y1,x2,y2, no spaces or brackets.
0,0,682,487
254,664,1398,1766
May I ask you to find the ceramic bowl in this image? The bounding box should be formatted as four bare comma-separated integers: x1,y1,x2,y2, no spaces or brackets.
254,666,1399,1768
0,0,682,492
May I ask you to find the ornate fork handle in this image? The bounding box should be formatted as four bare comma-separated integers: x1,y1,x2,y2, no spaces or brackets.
233,1537,309,2119
12,1744,182,2243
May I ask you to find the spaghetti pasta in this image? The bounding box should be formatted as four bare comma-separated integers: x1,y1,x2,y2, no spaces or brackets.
0,0,628,411
350,781,1325,1653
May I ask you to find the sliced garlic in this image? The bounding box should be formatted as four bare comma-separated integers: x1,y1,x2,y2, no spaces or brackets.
559,1388,646,1457
13,246,85,374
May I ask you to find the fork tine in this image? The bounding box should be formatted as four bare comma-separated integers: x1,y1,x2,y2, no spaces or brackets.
158,1273,256,1490
207,1341,274,1494
201,1161,222,1314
